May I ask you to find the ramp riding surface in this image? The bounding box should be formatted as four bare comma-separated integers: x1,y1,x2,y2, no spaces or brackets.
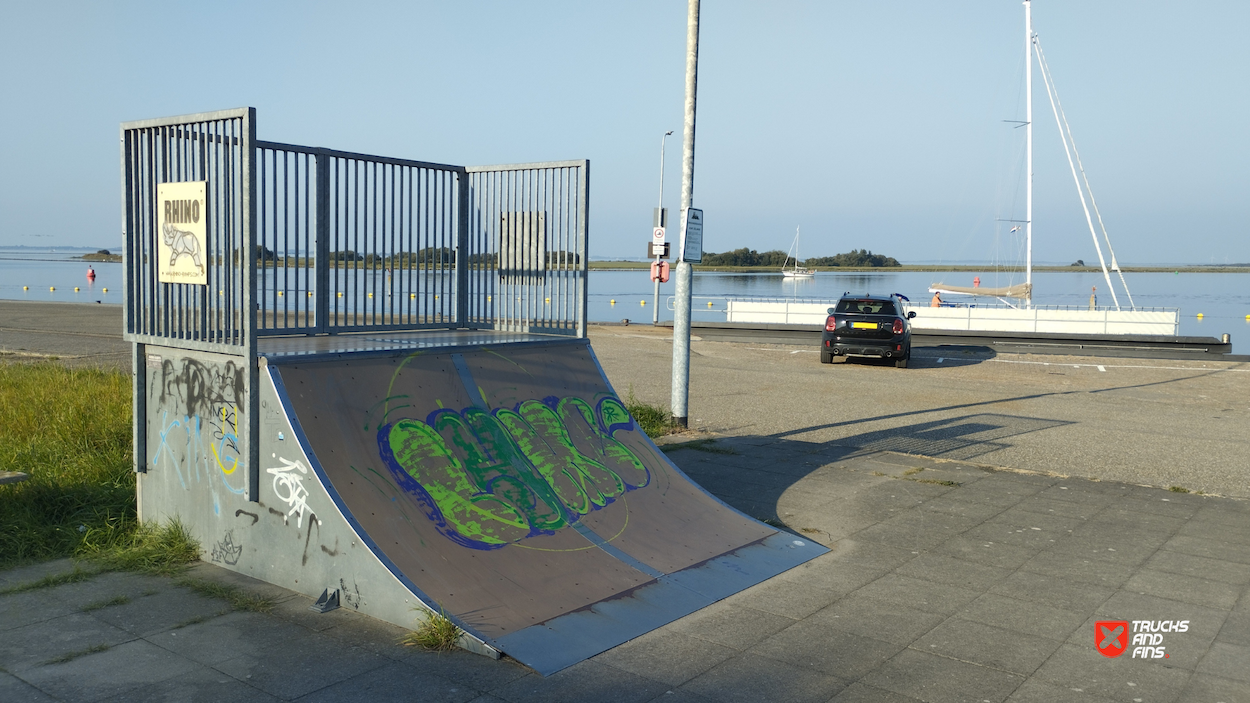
267,337,825,673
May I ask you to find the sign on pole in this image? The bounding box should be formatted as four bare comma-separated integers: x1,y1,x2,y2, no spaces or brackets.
679,207,703,263
652,226,666,246
157,181,208,285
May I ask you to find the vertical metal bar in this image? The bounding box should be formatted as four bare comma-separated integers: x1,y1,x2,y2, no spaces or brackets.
371,161,378,324
456,168,469,328
241,108,260,502
315,151,329,333
578,161,590,338
352,158,357,325
284,150,291,329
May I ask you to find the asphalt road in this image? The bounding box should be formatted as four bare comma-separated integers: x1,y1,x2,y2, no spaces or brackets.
590,324,1250,500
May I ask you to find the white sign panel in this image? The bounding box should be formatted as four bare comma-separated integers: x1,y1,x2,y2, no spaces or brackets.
680,207,704,263
653,226,666,245
157,181,208,285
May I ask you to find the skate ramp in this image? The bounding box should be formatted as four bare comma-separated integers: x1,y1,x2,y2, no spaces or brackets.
267,338,826,673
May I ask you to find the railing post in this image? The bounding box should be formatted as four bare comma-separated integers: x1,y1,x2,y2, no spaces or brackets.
456,169,470,329
315,151,330,333
242,107,260,503
577,161,590,339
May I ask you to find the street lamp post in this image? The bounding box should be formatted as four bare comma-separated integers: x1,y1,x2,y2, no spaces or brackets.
654,130,673,324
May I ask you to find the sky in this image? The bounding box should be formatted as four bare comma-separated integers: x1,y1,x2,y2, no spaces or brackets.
1,1,1246,265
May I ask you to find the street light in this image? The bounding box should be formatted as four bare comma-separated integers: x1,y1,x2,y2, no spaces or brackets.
654,130,673,324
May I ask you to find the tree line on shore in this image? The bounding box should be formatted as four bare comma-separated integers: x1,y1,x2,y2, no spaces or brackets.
699,247,900,267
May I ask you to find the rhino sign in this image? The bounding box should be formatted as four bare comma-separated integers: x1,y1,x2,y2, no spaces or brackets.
157,181,208,285
163,223,204,274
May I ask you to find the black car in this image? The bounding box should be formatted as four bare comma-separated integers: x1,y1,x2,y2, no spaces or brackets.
820,293,916,368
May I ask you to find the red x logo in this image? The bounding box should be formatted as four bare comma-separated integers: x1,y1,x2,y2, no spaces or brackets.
1096,620,1129,658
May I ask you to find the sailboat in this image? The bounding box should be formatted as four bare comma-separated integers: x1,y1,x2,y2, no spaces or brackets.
781,226,816,278
930,0,1137,312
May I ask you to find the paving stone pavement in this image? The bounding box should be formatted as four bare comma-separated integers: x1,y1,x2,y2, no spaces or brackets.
3,446,1248,702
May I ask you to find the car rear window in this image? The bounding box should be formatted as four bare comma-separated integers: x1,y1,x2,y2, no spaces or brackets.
836,299,897,315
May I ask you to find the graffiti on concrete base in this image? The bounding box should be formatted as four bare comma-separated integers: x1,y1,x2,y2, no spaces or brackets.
379,395,650,550
267,457,322,529
210,530,243,565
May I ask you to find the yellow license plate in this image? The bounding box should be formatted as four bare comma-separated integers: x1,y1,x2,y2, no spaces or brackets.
851,322,878,329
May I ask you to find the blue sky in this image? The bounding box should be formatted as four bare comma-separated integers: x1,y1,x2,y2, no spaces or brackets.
1,1,1246,264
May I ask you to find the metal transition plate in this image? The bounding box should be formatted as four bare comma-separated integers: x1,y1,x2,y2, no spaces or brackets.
270,339,826,674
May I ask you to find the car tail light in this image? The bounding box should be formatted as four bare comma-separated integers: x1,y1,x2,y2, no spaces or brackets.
892,318,904,335
825,316,837,332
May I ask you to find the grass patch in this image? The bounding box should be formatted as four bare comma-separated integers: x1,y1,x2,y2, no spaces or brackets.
400,606,463,652
902,467,924,476
661,438,738,455
623,388,678,438
913,478,961,487
1168,486,1191,493
80,520,200,576
0,565,102,596
173,577,274,612
80,594,130,612
684,440,738,455
0,363,134,567
43,643,110,665
171,611,228,630
759,517,786,528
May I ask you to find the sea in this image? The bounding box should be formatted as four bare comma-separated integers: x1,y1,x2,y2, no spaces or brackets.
3,249,1247,350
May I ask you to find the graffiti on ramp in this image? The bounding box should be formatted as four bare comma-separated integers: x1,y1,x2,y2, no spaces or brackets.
378,395,651,550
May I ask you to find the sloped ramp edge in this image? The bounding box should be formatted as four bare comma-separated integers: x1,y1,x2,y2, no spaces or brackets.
493,531,824,675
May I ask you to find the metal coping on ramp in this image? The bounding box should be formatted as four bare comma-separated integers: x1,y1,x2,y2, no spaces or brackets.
266,337,827,674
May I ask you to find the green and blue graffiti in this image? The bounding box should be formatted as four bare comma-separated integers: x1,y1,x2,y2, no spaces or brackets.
378,396,650,550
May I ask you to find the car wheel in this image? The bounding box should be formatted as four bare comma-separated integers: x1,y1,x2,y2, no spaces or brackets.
820,349,834,364
895,357,908,369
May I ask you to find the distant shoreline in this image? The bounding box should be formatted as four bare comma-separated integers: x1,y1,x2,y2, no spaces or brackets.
587,262,1250,274
4,252,1247,274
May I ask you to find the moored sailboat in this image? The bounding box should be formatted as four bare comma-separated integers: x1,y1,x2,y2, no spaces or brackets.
781,226,816,278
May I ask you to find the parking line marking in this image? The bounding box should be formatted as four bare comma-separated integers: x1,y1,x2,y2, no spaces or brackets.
1097,365,1106,372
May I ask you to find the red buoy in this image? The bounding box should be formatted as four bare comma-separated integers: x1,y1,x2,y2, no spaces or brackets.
86,266,96,282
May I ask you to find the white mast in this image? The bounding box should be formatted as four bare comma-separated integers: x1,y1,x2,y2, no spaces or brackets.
1025,0,1033,307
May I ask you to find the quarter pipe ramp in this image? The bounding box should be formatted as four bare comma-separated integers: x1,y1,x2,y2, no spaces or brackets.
140,335,826,674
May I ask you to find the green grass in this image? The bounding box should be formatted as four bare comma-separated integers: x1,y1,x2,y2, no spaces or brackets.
0,363,135,566
174,577,274,612
80,520,200,576
623,388,678,438
662,438,738,455
0,565,101,596
42,643,110,666
1168,486,1191,494
1,362,202,579
80,594,130,612
400,606,463,651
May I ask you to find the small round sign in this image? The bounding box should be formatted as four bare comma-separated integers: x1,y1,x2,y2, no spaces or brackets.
653,227,665,242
